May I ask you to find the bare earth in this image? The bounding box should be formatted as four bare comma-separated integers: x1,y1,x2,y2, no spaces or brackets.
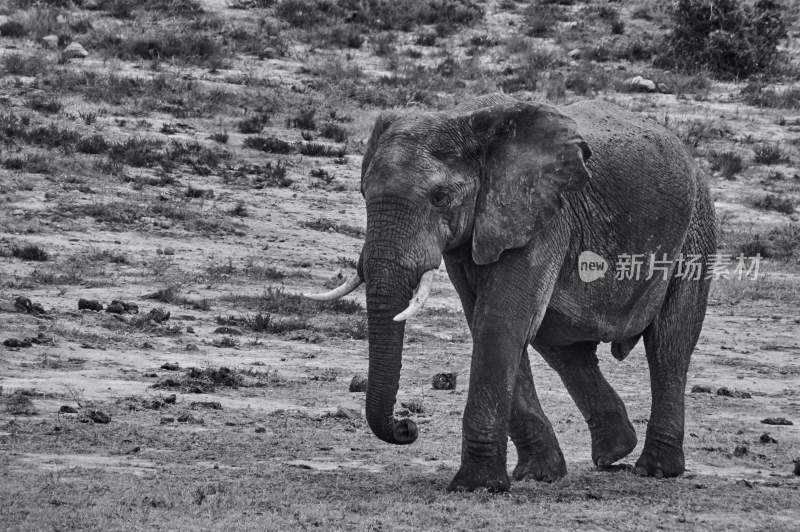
1,0,799,530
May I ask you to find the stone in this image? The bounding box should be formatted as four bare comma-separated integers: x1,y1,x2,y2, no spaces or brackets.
334,405,361,419
761,417,793,426
42,34,59,49
87,409,110,423
63,42,89,59
759,433,777,444
625,75,657,93
432,372,457,390
348,375,368,392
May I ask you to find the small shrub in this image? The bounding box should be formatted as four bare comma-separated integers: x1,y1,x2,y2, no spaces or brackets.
523,3,564,37
229,202,248,217
415,31,437,46
319,122,347,142
708,151,744,179
237,113,269,134
766,224,800,258
610,19,625,35
76,134,110,154
209,131,229,144
256,161,292,187
243,136,293,154
372,32,397,56
12,244,49,261
753,143,789,165
751,193,795,214
286,108,316,130
2,53,50,77
0,20,27,38
326,23,366,49
659,0,788,79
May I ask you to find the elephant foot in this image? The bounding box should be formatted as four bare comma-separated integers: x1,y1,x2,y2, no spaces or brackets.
591,416,637,468
448,461,510,493
634,437,684,478
513,448,567,482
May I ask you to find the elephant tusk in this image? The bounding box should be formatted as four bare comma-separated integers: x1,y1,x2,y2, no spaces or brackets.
393,269,436,322
303,274,362,301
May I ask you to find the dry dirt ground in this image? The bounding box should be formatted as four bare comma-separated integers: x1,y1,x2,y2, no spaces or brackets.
1,0,799,530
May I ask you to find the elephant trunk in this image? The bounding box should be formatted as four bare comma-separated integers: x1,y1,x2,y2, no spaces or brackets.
363,260,419,445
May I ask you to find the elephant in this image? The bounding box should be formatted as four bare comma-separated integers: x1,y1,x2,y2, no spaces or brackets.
305,94,716,492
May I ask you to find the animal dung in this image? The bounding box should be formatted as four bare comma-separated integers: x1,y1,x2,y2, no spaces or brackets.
761,417,793,426
401,400,424,414
348,375,368,392
78,298,103,311
432,372,457,390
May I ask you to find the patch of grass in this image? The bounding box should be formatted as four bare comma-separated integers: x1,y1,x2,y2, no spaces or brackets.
76,134,110,155
94,30,227,68
108,137,166,167
750,194,795,215
753,143,789,165
2,154,56,174
227,287,364,316
26,95,62,115
298,142,346,158
2,390,38,416
103,0,205,18
244,313,311,334
11,244,49,261
277,0,483,33
741,82,800,109
41,70,235,118
300,218,364,238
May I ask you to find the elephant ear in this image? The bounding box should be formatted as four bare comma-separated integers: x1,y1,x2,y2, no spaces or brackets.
467,102,592,265
361,112,399,194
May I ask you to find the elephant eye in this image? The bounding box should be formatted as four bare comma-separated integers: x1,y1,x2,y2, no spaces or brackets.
430,187,451,207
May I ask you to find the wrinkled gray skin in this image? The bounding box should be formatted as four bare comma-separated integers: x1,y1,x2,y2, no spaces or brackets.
356,94,715,492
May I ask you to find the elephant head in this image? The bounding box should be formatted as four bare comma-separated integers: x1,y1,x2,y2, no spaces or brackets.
307,100,592,445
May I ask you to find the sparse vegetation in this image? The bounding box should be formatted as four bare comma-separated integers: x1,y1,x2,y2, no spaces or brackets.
751,193,795,215
753,143,790,165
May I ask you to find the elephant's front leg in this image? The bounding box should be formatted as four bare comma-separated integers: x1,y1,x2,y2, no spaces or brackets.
448,247,565,492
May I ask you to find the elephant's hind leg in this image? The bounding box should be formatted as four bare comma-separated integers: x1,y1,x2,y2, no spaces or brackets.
509,350,567,482
536,341,637,468
637,274,711,478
